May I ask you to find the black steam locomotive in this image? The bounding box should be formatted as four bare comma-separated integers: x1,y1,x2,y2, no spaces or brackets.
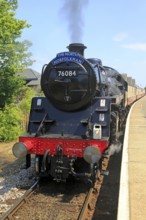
13,43,137,184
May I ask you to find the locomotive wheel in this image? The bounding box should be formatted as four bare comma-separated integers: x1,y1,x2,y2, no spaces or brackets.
35,155,42,176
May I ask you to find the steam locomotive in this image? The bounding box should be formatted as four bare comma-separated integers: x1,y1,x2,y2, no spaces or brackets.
13,43,145,184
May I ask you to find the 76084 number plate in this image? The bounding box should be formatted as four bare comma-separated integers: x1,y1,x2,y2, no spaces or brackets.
57,70,77,77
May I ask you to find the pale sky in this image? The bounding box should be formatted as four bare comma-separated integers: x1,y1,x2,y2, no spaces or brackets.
16,0,146,87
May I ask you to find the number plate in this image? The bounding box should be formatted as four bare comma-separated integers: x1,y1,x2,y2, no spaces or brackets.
57,70,77,77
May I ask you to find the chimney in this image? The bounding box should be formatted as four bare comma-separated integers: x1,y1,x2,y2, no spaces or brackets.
67,43,87,56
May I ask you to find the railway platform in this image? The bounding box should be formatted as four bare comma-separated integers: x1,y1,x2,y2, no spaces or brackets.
117,95,146,220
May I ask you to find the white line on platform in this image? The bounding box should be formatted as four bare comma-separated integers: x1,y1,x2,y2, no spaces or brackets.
117,102,136,220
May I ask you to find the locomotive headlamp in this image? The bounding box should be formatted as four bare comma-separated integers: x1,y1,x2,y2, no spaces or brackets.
12,142,28,158
83,146,101,164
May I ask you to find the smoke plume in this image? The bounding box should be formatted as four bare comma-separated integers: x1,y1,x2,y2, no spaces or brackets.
61,0,89,43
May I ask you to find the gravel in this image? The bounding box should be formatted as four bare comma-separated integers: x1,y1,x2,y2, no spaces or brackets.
0,143,36,217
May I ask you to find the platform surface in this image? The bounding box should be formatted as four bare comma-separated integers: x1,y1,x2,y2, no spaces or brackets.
128,96,146,219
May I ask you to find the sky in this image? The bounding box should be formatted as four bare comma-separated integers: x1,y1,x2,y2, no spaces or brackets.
16,0,146,88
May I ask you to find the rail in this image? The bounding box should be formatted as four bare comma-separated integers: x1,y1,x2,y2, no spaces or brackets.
1,179,39,220
77,185,97,220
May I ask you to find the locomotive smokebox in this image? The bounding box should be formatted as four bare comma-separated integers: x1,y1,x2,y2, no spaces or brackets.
41,42,97,111
67,43,87,56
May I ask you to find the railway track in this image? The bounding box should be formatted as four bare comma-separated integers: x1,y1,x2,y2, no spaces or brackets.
1,158,109,220
1,179,40,220
78,179,102,220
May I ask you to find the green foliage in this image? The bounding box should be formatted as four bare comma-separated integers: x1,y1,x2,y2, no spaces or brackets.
0,104,23,141
0,74,25,108
0,87,37,141
19,87,36,131
0,0,37,140
19,87,36,113
0,0,34,108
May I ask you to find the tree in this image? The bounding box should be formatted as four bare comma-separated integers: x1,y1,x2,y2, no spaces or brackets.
0,86,39,141
19,87,36,130
0,0,34,108
0,103,23,141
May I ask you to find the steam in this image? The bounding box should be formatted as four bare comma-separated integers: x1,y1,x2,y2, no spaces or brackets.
108,141,122,156
61,0,89,42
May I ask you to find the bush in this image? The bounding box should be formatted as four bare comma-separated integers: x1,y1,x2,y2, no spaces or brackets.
19,87,36,130
0,104,23,141
0,87,38,141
